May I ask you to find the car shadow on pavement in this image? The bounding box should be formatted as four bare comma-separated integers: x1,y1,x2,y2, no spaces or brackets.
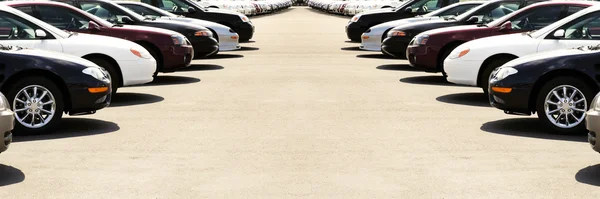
399,75,463,87
480,118,586,142
12,118,119,142
376,64,421,72
0,165,24,187
144,75,201,86
576,164,600,186
436,92,491,107
178,64,224,72
356,54,398,60
238,47,260,51
341,47,361,51
202,54,244,60
109,93,165,107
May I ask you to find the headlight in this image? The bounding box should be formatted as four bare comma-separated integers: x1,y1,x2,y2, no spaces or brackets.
447,47,470,59
414,34,428,45
351,15,360,22
171,35,186,45
194,30,212,37
388,30,406,37
130,47,152,59
82,67,108,81
0,92,9,111
241,16,249,22
492,67,518,81
592,93,600,111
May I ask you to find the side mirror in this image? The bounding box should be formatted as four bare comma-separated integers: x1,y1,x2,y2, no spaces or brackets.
466,16,479,24
553,29,565,38
35,29,47,38
121,16,135,24
187,7,196,13
88,21,101,31
404,7,412,14
499,21,512,31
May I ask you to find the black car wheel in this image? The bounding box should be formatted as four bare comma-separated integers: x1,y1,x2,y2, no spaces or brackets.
535,77,594,134
7,76,64,135
88,58,120,94
480,57,514,94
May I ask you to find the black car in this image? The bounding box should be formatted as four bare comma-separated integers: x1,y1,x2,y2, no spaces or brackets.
53,0,219,58
0,45,111,135
345,0,460,42
140,0,254,42
381,0,544,58
489,46,600,134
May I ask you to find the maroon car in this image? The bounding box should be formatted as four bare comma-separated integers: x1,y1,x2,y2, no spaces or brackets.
406,1,593,75
7,1,194,75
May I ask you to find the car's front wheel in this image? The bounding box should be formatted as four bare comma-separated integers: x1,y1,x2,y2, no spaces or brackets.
7,76,64,135
535,77,594,134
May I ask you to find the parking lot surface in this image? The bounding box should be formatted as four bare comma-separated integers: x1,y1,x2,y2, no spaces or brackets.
1,7,600,198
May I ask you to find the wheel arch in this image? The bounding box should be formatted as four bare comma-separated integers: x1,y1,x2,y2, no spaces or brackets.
437,40,467,69
528,69,600,113
134,40,164,71
477,53,518,87
82,53,123,87
1,69,72,111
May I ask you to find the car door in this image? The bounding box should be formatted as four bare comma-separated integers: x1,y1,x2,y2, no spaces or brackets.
32,5,111,37
537,11,600,53
0,10,62,52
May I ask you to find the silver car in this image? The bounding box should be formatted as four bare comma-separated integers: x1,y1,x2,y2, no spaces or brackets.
359,1,484,51
116,1,242,51
0,92,14,154
587,92,600,153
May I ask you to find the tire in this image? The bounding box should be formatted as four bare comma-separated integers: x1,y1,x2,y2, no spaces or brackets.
7,76,64,135
438,43,461,77
479,57,513,94
138,43,161,77
87,58,119,94
535,77,594,134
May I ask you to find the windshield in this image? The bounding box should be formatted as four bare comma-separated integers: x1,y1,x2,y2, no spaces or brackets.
4,6,70,38
81,1,147,22
455,2,518,23
186,0,210,11
121,3,178,17
530,6,595,38
392,0,411,11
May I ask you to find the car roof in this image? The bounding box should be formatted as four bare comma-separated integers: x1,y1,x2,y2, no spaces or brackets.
530,0,599,7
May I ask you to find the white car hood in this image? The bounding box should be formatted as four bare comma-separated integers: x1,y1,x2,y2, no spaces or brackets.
10,48,97,67
374,16,442,30
158,16,230,31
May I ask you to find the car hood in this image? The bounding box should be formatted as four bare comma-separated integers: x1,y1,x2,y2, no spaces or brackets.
207,8,244,17
8,47,97,67
374,16,442,29
158,16,230,31
146,18,209,31
118,24,181,36
391,19,455,31
466,33,537,50
420,24,480,35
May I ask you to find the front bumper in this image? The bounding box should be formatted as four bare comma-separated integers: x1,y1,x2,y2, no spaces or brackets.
233,22,254,42
587,109,600,153
190,36,220,58
406,44,439,72
160,44,194,72
118,58,156,86
381,36,411,58
218,32,241,51
346,22,367,42
0,109,14,154
68,79,112,115
488,82,532,115
360,32,383,51
445,58,482,86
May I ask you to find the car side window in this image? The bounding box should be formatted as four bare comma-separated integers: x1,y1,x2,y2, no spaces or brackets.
470,2,520,24
121,4,162,17
0,11,40,40
159,0,192,13
437,4,478,17
79,2,129,24
410,0,441,13
36,6,90,30
566,6,586,16
560,11,600,40
13,6,35,16
508,5,563,31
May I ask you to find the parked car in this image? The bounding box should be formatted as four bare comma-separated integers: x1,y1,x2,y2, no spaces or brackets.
360,1,484,51
0,4,155,93
140,0,255,42
587,92,600,153
52,0,219,58
488,46,600,134
445,4,600,93
407,1,592,75
345,0,460,42
0,45,111,134
6,1,194,76
0,92,13,153
381,0,545,58
115,1,241,51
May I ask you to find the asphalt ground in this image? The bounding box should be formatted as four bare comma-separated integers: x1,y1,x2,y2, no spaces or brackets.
1,7,600,198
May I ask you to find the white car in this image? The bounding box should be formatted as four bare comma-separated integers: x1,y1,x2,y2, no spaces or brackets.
116,1,241,51
360,1,484,51
0,4,155,93
444,4,600,93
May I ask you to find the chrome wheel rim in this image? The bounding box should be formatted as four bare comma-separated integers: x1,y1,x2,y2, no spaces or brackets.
544,85,587,129
13,85,56,129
